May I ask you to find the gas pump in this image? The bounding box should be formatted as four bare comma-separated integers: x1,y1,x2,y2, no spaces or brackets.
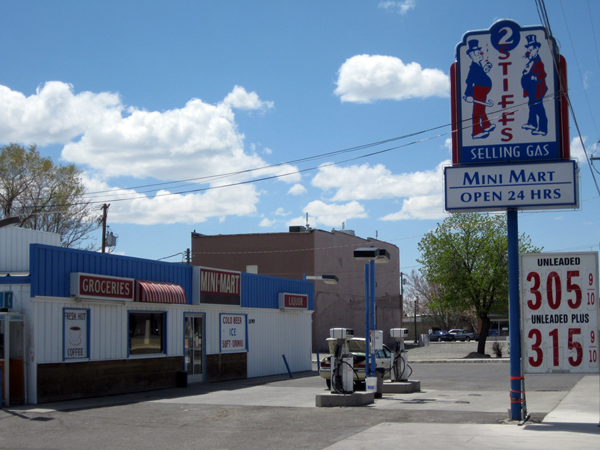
390,328,409,382
329,328,354,394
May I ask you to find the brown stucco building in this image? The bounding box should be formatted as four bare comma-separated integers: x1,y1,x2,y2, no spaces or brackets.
191,228,402,352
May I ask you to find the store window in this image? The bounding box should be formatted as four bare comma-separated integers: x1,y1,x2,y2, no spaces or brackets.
129,312,165,355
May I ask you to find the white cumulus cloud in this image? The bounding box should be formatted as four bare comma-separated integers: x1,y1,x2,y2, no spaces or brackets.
380,195,447,221
0,82,299,225
311,160,449,221
570,136,592,165
82,174,259,225
378,1,415,15
287,200,367,228
288,183,307,195
334,55,449,103
312,161,447,201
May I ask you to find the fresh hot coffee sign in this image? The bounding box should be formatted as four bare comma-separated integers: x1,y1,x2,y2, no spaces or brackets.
64,308,89,360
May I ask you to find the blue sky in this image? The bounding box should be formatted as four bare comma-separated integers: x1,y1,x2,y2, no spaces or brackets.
1,1,599,273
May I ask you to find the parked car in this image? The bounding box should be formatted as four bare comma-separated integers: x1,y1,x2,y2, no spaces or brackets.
429,330,456,342
449,329,474,342
319,337,392,389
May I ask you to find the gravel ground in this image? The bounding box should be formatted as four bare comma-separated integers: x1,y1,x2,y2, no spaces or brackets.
405,340,510,361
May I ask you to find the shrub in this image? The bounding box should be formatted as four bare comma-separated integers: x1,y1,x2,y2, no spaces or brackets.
492,341,503,357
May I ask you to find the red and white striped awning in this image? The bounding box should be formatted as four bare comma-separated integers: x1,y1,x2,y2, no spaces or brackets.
135,280,187,304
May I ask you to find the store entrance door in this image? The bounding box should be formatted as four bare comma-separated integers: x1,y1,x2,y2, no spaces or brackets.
1,312,25,406
184,314,204,383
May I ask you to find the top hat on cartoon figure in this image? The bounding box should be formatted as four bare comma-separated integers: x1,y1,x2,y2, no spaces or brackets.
466,39,482,54
524,34,542,49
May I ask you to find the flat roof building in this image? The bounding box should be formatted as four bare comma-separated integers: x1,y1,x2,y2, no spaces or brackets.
191,228,402,352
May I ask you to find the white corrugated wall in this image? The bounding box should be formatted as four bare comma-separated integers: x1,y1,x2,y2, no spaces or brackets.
30,299,187,364
246,309,312,377
22,298,312,401
0,228,61,272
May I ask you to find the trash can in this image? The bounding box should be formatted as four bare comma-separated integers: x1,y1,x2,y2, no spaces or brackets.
375,369,384,398
176,370,188,388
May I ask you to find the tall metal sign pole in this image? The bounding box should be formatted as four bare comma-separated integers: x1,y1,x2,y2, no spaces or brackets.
448,20,575,421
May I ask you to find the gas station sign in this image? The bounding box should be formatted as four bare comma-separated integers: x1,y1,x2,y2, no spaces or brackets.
452,19,568,165
521,252,599,374
445,160,578,212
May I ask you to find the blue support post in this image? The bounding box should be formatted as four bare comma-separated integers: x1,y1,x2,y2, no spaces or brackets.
370,259,376,376
365,263,371,377
508,209,522,420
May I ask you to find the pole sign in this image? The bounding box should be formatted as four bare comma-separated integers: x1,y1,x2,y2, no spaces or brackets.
445,160,578,212
521,252,599,374
452,19,568,165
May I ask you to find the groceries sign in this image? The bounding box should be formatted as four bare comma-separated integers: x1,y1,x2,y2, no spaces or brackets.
70,273,135,301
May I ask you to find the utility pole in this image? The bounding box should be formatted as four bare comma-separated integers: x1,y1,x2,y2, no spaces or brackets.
414,297,418,344
101,204,109,253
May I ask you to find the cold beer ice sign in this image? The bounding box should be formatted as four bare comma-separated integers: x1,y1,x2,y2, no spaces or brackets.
452,19,568,165
445,160,578,212
220,313,247,353
520,252,599,374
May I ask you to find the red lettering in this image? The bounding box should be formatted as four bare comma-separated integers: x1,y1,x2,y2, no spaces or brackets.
498,95,515,109
501,128,513,142
498,61,511,75
498,46,510,59
499,112,515,126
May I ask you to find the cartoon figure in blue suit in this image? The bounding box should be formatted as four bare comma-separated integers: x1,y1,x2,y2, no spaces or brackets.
521,34,548,136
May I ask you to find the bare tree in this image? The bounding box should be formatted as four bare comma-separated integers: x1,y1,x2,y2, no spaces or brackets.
0,143,100,248
403,269,464,331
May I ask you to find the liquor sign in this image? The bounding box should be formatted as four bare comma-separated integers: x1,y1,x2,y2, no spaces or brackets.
63,308,89,360
220,313,247,353
70,273,135,302
199,268,241,305
521,252,599,374
278,293,308,310
452,19,568,165
444,160,578,212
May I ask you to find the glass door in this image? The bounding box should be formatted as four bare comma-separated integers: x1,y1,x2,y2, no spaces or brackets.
184,314,204,383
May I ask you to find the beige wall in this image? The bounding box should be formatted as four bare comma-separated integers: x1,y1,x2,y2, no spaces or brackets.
191,231,315,279
191,229,402,352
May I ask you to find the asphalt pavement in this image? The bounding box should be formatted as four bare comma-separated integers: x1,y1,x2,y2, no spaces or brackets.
0,341,598,449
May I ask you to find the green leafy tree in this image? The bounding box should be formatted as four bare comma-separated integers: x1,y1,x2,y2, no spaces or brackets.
417,213,540,354
0,143,100,248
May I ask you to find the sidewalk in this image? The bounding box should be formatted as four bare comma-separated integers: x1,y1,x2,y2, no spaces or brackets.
313,340,511,365
324,374,600,450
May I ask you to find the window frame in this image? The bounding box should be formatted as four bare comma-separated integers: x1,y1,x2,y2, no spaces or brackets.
127,310,167,357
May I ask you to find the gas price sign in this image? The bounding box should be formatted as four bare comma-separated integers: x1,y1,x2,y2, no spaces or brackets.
521,252,599,374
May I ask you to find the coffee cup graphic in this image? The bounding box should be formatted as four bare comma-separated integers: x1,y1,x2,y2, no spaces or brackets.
69,326,82,346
